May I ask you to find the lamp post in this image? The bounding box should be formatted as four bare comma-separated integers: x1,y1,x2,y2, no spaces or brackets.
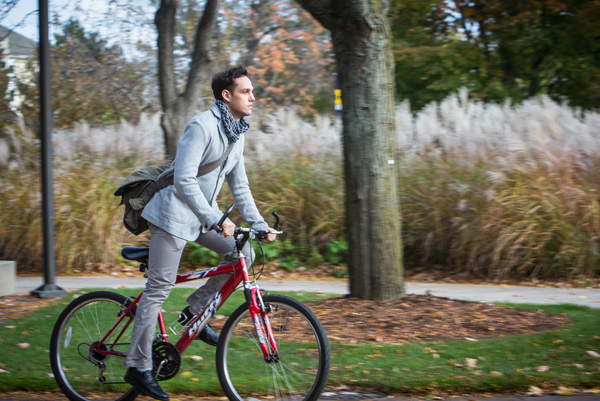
30,0,66,298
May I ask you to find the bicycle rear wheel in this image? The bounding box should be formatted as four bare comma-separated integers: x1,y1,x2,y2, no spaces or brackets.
216,294,330,401
50,291,139,401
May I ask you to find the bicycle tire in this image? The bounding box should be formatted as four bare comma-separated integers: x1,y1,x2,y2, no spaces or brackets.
216,294,330,401
50,291,139,401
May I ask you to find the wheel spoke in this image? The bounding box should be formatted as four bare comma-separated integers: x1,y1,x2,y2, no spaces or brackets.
217,295,329,401
50,292,137,401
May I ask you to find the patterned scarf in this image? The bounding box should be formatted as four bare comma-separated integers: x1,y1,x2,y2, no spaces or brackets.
215,100,250,143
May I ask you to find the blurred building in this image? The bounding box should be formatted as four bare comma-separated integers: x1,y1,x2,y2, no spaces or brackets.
0,25,37,113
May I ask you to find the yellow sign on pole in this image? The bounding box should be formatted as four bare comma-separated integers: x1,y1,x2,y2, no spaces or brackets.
334,74,342,116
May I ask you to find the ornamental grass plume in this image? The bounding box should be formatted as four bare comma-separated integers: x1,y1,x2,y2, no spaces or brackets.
0,115,163,273
396,89,600,279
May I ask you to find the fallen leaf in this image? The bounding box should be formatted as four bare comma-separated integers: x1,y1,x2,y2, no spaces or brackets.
46,373,54,378
580,296,588,299
586,350,600,358
490,371,503,377
433,354,440,359
465,358,478,368
190,355,203,361
553,340,564,344
4,326,15,329
526,385,543,396
555,386,574,396
180,372,192,377
535,366,550,372
585,389,600,394
464,337,478,342
527,343,540,346
574,364,584,369
0,369,9,374
17,343,30,348
190,378,199,381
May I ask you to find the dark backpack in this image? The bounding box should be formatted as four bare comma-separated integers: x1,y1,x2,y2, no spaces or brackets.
114,143,233,235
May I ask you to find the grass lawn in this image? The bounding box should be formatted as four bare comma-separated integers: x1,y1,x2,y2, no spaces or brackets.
0,288,598,396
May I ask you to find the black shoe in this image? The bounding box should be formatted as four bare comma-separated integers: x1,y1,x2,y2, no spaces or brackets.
197,324,219,346
177,306,194,326
124,368,169,401
178,306,219,346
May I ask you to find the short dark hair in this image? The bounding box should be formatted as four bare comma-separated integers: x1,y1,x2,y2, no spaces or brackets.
212,67,248,101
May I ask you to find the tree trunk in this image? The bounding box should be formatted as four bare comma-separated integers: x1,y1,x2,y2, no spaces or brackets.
155,0,220,159
295,0,404,300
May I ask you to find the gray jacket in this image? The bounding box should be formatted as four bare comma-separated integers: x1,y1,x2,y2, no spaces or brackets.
142,103,267,241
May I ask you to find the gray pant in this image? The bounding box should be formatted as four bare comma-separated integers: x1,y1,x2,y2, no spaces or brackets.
124,223,255,369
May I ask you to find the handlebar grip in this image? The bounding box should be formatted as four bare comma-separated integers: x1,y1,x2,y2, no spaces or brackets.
271,212,280,230
213,203,236,232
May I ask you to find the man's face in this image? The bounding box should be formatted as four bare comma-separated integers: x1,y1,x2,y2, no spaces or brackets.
223,76,255,121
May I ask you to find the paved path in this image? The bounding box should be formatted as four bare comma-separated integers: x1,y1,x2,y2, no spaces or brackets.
15,276,600,308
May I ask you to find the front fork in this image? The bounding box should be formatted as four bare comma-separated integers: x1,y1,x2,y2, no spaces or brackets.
244,285,279,362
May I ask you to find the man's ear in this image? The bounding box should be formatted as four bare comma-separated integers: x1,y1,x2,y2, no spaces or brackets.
222,89,231,103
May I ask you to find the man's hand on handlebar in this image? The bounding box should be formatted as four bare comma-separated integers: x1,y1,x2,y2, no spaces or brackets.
260,227,277,242
219,219,236,238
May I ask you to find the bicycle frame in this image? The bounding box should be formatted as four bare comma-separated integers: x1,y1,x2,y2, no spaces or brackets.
92,251,280,364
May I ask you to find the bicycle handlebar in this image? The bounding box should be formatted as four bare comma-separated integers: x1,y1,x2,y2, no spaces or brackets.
211,203,283,241
213,203,236,233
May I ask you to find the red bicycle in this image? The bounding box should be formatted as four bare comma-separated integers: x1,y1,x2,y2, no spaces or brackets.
49,204,330,401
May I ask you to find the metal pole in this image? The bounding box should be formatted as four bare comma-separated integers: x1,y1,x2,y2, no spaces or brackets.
31,0,66,298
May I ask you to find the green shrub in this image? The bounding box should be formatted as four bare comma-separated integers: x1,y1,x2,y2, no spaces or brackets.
324,238,348,264
186,242,221,266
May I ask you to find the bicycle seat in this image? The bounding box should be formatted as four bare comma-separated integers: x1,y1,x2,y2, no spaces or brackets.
121,247,149,263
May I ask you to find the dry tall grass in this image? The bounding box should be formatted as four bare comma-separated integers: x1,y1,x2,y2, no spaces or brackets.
1,93,599,278
397,89,600,279
0,115,163,272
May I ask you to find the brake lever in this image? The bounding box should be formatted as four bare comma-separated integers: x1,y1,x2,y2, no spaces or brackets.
255,229,283,240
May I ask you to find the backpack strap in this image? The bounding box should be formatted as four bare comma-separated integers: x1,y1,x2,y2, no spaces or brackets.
155,142,234,190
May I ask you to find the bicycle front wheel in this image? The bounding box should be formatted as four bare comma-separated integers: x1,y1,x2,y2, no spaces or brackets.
216,294,330,401
50,291,139,401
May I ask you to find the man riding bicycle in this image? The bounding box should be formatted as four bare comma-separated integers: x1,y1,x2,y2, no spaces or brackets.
123,66,276,401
